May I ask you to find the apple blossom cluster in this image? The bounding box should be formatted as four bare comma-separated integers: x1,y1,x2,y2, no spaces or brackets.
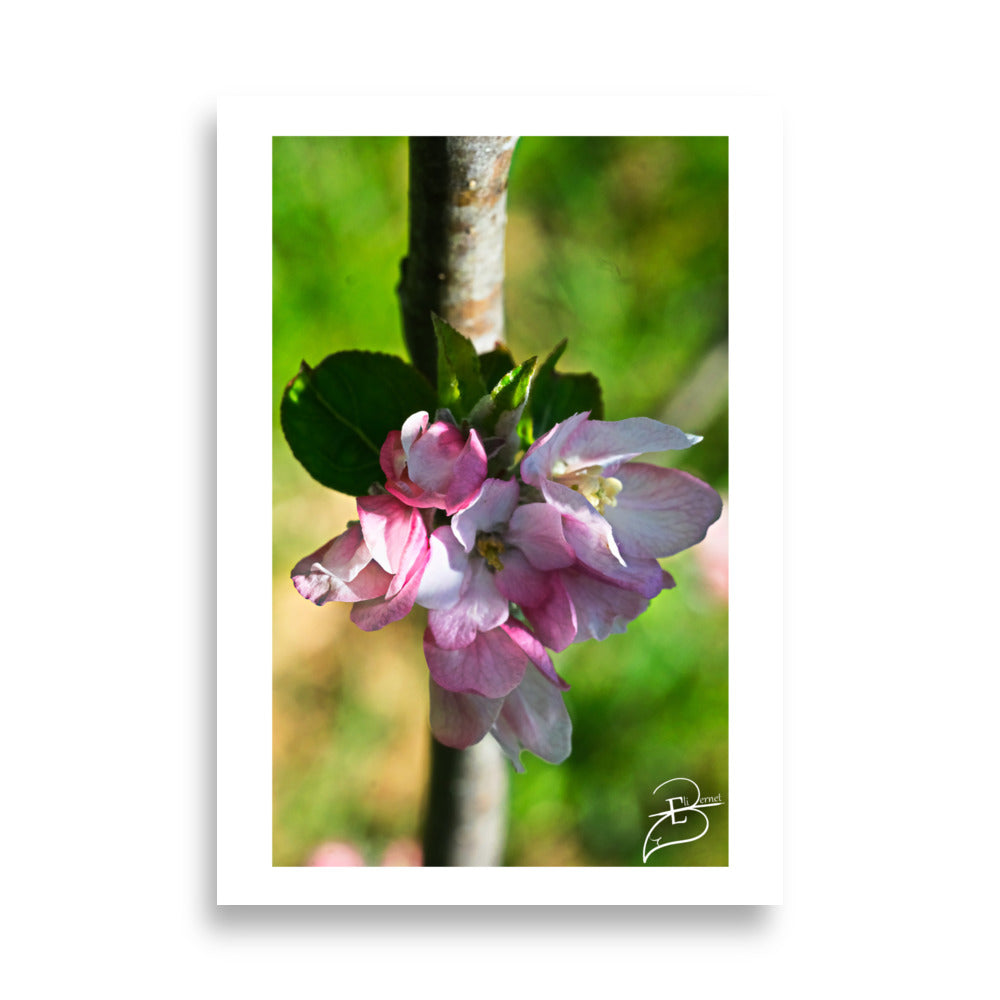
291,407,722,771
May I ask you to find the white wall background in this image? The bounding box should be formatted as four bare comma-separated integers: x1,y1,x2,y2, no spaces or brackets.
2,4,995,997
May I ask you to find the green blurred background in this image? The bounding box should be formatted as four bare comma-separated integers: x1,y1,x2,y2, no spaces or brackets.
272,137,728,867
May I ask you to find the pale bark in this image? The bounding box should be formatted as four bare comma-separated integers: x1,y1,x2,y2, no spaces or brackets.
399,136,518,383
422,737,509,867
400,137,518,866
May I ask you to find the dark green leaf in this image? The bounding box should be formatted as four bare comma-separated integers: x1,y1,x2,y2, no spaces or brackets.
537,338,569,377
280,351,436,496
527,339,604,440
433,314,486,419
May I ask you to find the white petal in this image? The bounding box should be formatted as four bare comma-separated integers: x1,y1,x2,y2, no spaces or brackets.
414,528,467,610
400,410,429,458
451,477,519,552
561,417,699,473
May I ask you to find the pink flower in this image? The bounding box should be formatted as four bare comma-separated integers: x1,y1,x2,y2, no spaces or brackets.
416,474,678,661
307,842,366,866
291,494,430,631
520,412,723,574
428,650,572,772
694,499,729,603
416,477,580,659
290,407,723,774
422,615,568,698
380,411,488,515
557,560,676,642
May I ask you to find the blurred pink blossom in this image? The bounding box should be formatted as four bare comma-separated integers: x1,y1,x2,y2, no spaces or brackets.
306,839,425,866
307,842,366,866
694,500,728,603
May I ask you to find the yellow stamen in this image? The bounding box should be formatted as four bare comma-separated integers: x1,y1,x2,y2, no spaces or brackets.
558,465,623,514
475,534,506,571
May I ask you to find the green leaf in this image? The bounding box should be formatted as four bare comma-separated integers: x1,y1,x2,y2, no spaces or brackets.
280,351,436,496
527,339,604,441
492,356,536,414
478,346,517,391
433,314,486,419
467,356,536,436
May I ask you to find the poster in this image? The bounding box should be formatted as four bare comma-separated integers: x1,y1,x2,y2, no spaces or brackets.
218,99,781,903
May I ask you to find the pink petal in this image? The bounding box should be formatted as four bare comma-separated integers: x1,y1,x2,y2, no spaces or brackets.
293,559,392,606
538,475,601,523
384,508,430,599
423,625,528,698
493,548,552,607
357,495,425,575
379,430,408,481
451,477,520,552
383,478,445,511
427,559,508,649
441,430,489,515
519,411,592,487
428,679,504,749
383,419,488,516
557,506,672,597
407,421,468,493
583,549,672,599
505,502,575,570
291,524,392,605
350,545,430,631
560,566,661,641
500,619,569,689
514,574,578,654
291,522,372,584
603,463,723,559
491,665,572,772
559,505,627,576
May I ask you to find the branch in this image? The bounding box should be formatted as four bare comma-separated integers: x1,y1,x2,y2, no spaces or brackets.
422,738,509,866
398,136,518,383
398,136,518,866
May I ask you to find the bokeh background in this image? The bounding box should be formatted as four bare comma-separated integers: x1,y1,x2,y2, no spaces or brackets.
273,136,728,866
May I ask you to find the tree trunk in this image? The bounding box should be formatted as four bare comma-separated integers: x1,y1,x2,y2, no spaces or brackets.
399,136,518,866
422,737,509,867
399,136,518,383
